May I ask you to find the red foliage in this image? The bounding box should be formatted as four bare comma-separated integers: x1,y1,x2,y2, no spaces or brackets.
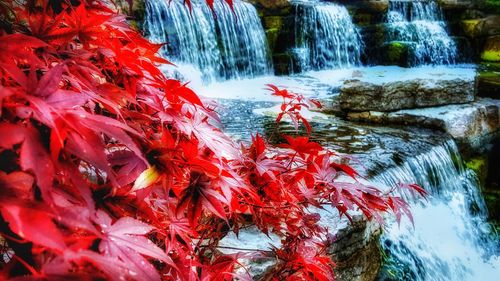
0,0,425,280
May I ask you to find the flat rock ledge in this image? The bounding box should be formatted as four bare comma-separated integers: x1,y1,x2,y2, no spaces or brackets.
346,98,500,155
339,78,475,112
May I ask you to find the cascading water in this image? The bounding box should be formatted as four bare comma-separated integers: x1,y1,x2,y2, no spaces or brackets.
386,0,458,65
293,1,363,72
373,140,500,280
145,0,272,82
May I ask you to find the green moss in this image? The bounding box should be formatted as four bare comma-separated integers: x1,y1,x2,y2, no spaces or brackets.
464,157,488,184
482,50,500,62
386,42,408,65
477,68,500,98
461,19,480,38
485,0,500,14
478,71,500,82
481,36,500,62
133,0,146,22
263,16,283,30
353,13,372,27
265,28,279,52
484,191,500,227
480,62,500,72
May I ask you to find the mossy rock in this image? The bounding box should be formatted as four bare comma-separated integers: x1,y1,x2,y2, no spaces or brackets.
263,16,283,30
484,190,500,227
464,156,488,184
265,28,280,52
353,13,373,26
482,51,500,61
484,0,500,14
461,19,480,38
481,36,500,62
477,70,500,98
384,42,410,66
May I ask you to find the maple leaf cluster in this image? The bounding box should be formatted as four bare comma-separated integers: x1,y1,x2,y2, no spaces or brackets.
0,0,425,280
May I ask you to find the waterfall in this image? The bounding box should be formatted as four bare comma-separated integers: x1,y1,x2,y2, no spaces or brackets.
372,140,500,280
386,0,458,65
293,2,363,72
145,0,272,83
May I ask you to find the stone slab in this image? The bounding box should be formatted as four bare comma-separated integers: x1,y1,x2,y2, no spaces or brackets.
346,98,500,155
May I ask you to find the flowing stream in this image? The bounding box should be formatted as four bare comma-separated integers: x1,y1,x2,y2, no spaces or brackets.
145,0,271,82
293,1,363,71
373,141,500,280
386,0,458,65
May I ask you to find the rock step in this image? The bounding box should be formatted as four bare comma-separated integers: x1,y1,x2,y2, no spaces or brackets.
346,98,500,155
339,78,475,112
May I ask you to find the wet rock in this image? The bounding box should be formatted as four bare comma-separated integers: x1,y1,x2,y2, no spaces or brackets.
328,216,382,281
464,155,489,184
383,41,411,66
339,78,475,112
219,214,382,281
346,98,500,155
272,52,295,75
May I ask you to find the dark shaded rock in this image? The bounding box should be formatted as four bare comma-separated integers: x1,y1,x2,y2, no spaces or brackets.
272,52,295,75
483,0,500,14
339,78,475,112
360,24,388,64
483,140,500,232
464,15,500,38
383,41,411,66
477,63,500,98
478,15,500,37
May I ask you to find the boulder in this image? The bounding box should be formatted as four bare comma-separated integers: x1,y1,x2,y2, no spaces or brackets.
460,15,500,39
339,78,475,112
480,16,500,37
461,19,481,38
346,98,500,155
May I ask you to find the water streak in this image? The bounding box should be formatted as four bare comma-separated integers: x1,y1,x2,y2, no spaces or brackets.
373,140,500,280
386,0,458,65
145,0,272,82
293,2,363,71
